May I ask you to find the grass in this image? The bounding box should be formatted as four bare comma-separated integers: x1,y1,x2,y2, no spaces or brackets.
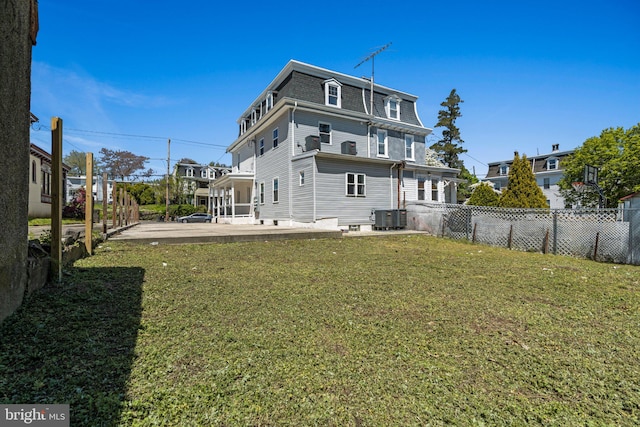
1,235,639,425
28,217,84,226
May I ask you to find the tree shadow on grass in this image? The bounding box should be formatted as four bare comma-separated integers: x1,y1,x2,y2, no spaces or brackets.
0,266,144,426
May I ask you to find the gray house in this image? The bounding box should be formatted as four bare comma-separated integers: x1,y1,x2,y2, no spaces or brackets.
213,60,460,230
173,162,229,213
485,144,574,209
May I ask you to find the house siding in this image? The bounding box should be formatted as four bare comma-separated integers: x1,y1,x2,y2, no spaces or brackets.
315,157,394,226
235,144,255,173
293,110,367,157
291,157,314,222
254,114,290,220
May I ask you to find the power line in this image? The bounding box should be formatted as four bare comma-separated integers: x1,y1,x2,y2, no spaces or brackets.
31,125,228,149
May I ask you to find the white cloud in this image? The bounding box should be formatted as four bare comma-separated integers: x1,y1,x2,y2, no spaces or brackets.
30,62,171,130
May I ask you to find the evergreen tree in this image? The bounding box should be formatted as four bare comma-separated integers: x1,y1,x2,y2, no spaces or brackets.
499,152,548,208
457,166,479,201
430,89,466,169
467,182,500,207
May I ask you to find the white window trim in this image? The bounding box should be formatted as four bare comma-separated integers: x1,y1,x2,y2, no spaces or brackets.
324,78,342,108
272,128,279,148
200,168,208,178
377,130,388,158
259,138,265,156
346,172,366,197
499,164,509,176
404,135,415,161
319,122,332,145
186,167,194,178
385,95,401,120
272,177,279,203
547,158,558,170
266,91,273,112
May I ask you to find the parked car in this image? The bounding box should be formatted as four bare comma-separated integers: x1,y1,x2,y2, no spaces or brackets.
177,213,212,223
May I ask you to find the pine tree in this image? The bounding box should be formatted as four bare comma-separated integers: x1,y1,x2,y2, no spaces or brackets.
430,89,466,169
467,182,500,207
499,152,548,208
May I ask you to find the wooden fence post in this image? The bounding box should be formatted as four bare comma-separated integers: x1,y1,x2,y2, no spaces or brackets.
50,117,63,282
85,153,93,255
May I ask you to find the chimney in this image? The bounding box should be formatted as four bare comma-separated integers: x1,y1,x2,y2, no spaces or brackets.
552,144,559,152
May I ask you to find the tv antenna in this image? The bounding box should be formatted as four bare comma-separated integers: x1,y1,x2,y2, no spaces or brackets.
355,42,392,117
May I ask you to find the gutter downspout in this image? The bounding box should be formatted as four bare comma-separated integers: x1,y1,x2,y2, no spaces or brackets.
389,162,396,209
367,122,371,158
289,101,297,224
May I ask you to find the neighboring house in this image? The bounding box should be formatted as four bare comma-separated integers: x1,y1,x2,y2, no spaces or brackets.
173,162,230,213
66,175,114,204
485,144,574,209
213,60,460,229
619,192,640,211
28,143,70,218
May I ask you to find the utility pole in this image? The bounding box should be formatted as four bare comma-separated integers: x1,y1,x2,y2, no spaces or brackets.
355,42,392,116
165,138,170,222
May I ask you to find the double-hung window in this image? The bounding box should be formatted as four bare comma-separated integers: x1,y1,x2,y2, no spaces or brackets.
186,167,194,177
324,79,342,108
404,135,414,160
547,158,557,170
319,122,331,144
431,179,439,202
377,130,388,157
385,95,401,120
259,182,265,204
299,171,305,186
346,173,366,197
272,177,279,203
259,138,265,156
499,164,509,176
272,128,279,148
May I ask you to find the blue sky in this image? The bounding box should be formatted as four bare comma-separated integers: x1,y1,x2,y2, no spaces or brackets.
29,0,639,178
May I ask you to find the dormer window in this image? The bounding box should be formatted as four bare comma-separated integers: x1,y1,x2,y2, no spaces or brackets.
265,91,274,112
385,95,401,120
240,119,247,135
251,108,258,125
547,158,558,170
324,79,342,108
499,164,509,176
186,167,194,178
201,168,208,178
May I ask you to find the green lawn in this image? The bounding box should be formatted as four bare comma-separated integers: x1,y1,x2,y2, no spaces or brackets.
1,235,639,426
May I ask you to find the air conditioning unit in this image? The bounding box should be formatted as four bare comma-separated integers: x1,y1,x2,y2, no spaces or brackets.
341,140,357,155
306,136,321,151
